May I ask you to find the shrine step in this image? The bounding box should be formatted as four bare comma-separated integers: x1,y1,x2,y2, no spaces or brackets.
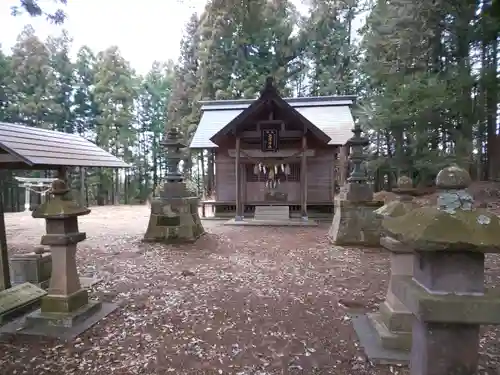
254,205,290,221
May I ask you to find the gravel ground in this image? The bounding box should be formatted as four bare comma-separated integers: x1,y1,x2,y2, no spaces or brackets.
0,205,499,375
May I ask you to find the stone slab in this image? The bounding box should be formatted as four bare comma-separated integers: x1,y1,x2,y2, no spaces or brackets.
27,300,101,327
379,300,413,333
368,312,412,351
350,312,410,365
80,277,103,289
254,205,290,221
224,218,318,227
392,275,500,324
0,301,118,341
9,252,52,286
12,276,102,291
0,283,47,323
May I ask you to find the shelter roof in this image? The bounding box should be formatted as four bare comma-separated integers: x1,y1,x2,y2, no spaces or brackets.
0,122,129,169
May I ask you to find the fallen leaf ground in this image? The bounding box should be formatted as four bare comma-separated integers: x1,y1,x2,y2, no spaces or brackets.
1,205,499,374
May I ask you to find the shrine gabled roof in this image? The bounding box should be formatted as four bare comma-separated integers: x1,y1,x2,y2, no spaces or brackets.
190,95,357,149
0,122,130,169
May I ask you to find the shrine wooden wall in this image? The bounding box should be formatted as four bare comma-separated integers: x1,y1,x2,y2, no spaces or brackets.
306,148,337,202
214,146,342,203
214,150,237,201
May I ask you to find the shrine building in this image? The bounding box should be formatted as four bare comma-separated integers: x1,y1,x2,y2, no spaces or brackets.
189,77,355,221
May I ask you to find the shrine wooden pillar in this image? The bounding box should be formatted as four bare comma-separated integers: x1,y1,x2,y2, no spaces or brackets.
301,135,308,219
207,150,215,198
235,136,243,221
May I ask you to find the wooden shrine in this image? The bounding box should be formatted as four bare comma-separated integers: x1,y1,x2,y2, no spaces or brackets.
190,77,356,220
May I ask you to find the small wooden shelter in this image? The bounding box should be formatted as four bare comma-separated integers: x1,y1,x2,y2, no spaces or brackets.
0,121,129,290
190,77,356,220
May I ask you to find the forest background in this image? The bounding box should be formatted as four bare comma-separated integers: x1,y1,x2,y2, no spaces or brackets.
0,0,499,210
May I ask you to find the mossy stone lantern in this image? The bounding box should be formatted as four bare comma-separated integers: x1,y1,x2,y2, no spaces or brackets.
384,164,500,375
31,176,91,314
143,127,205,243
328,122,383,246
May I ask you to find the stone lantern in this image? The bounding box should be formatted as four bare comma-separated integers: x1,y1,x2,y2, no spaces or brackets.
32,178,90,314
17,172,116,338
328,122,383,246
143,127,204,243
383,164,500,375
353,175,420,364
345,121,371,200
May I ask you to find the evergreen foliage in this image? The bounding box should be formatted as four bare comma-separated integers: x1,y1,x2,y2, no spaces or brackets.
1,0,499,207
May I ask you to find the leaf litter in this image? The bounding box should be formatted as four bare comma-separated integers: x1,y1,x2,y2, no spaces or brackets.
1,205,499,374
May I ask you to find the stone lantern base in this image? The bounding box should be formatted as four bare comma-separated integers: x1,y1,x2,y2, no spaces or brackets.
352,237,413,365
328,198,384,247
0,299,117,340
143,183,204,244
352,182,420,364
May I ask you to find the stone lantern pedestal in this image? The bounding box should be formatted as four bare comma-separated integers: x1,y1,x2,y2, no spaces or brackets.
143,127,204,244
352,176,420,364
0,175,117,340
328,123,383,247
384,165,500,375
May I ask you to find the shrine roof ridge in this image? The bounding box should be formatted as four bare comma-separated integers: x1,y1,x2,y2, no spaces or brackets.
199,95,357,110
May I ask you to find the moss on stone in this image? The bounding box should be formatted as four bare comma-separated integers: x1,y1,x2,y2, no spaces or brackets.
41,288,89,313
375,201,416,218
383,206,500,252
32,196,90,219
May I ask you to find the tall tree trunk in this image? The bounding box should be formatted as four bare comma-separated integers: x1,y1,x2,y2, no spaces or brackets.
486,36,498,179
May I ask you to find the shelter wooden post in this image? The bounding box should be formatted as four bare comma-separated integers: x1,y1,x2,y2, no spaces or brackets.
0,171,11,290
235,136,242,221
301,135,308,219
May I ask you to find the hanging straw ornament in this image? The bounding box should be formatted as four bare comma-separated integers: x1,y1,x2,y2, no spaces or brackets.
263,166,267,174
284,164,291,175
253,164,259,175
274,165,278,174
259,163,263,172
268,169,275,180
281,164,285,172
